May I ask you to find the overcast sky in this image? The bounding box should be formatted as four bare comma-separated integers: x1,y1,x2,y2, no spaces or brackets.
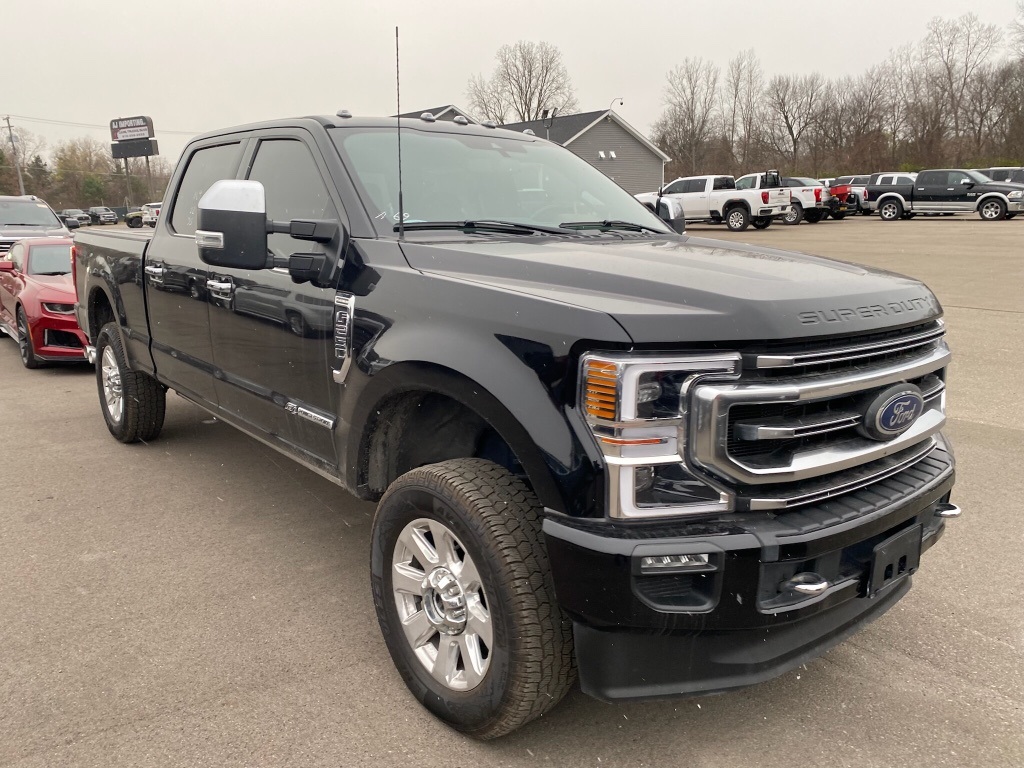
6,0,1019,165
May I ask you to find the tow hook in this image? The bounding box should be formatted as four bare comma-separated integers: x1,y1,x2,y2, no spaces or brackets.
934,503,962,519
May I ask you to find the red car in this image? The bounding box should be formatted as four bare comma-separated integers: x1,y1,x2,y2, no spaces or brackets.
0,237,88,368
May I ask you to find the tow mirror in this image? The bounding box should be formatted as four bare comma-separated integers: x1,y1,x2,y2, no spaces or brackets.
656,196,686,234
960,179,974,187
197,180,269,270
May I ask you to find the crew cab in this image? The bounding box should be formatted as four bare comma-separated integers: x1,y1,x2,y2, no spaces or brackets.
60,208,92,226
636,173,790,231
863,172,917,216
867,169,1024,221
88,206,118,225
73,114,959,739
781,177,833,224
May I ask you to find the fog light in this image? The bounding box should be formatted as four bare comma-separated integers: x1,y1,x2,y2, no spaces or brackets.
640,554,712,573
634,466,655,493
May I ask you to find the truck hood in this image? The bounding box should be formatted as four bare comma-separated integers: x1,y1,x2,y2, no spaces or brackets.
0,225,70,239
401,235,941,343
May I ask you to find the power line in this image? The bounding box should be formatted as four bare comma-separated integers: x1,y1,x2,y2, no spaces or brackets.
5,113,200,136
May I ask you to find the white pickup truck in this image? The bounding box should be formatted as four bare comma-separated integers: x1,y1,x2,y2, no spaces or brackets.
635,173,791,232
780,176,834,224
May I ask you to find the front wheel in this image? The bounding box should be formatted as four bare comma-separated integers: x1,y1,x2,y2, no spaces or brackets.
751,217,771,229
95,322,166,443
16,307,40,369
878,199,904,221
371,459,575,739
784,204,804,225
725,206,750,231
979,198,1007,221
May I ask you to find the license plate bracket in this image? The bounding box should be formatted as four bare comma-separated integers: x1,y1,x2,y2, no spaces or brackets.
868,524,922,597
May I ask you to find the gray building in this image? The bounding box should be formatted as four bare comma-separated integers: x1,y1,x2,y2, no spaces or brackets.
501,110,670,194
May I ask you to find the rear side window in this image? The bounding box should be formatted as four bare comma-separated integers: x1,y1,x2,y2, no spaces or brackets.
916,171,942,186
877,175,894,185
170,142,243,235
713,176,734,190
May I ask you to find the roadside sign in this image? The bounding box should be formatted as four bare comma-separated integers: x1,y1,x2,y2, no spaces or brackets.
110,116,155,142
111,139,159,159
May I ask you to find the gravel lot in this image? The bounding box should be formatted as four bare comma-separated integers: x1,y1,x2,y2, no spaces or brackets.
1,214,1021,767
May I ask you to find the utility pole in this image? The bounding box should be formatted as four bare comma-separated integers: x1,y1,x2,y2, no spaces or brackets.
3,116,26,196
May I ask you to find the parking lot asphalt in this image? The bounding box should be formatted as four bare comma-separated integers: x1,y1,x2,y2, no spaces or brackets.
1,214,1021,767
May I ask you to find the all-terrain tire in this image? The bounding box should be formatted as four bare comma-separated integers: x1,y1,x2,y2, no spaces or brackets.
371,459,576,739
95,322,166,443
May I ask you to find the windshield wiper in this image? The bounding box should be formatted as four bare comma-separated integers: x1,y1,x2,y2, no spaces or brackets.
393,220,570,235
34,271,70,276
3,223,48,227
560,219,666,234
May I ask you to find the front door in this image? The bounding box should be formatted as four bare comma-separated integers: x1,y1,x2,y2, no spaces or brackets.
206,135,342,467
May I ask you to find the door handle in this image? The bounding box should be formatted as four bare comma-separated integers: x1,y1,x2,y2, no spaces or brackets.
946,188,955,191
144,265,163,275
207,280,233,291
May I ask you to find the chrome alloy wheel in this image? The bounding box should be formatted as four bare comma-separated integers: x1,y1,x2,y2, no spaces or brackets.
784,206,799,224
728,209,746,229
391,517,492,691
980,200,1004,220
101,346,124,424
16,311,30,364
880,202,900,220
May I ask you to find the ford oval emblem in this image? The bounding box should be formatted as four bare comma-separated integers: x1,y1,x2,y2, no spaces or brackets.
859,384,926,442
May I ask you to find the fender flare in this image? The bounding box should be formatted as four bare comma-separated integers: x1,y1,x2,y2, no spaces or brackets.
344,360,590,515
974,192,1010,210
875,192,907,208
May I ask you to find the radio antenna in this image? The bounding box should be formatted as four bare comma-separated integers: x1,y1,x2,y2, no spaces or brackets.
395,26,405,240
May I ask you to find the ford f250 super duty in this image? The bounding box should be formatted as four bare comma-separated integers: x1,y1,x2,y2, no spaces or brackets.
73,113,960,739
635,173,790,231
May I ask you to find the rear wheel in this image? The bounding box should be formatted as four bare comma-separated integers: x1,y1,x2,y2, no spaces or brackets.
371,459,575,740
725,206,750,232
751,217,771,229
979,198,1006,221
832,211,847,220
16,307,40,369
95,322,166,443
804,209,823,224
878,199,904,221
784,204,804,225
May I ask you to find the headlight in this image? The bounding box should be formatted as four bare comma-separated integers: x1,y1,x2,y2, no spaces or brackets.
42,302,75,314
1007,190,1023,200
581,353,740,519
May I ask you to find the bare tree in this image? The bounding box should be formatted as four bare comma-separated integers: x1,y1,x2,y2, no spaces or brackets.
722,50,763,171
466,41,579,124
924,13,1002,162
763,73,827,168
654,58,721,175
1012,1,1024,60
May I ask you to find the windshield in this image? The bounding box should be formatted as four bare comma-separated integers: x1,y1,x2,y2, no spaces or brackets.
330,127,670,236
66,209,85,215
0,200,62,227
27,244,72,275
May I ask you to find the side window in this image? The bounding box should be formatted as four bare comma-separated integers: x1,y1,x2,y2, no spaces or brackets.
916,171,941,186
735,176,754,190
682,179,705,194
947,171,970,186
877,175,892,185
713,177,734,190
246,139,337,258
170,142,244,235
663,180,686,194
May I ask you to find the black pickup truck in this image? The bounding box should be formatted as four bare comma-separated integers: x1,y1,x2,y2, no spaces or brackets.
867,168,1024,221
73,113,960,739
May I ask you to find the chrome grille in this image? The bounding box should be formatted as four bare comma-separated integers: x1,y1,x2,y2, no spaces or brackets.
0,240,14,254
689,325,949,504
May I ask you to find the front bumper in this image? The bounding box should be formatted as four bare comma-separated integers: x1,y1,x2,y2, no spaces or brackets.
544,444,955,701
31,313,89,361
1007,200,1024,212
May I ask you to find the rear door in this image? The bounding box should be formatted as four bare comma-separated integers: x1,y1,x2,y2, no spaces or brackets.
206,132,343,466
